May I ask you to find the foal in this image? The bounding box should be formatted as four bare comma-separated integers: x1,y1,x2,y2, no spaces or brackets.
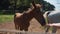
14,1,46,31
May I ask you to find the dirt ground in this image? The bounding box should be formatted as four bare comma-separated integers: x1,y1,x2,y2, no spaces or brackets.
0,18,60,34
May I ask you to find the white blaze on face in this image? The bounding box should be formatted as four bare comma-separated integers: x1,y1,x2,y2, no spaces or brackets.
15,13,23,18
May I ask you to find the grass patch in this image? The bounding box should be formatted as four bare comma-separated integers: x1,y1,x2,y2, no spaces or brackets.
0,15,14,23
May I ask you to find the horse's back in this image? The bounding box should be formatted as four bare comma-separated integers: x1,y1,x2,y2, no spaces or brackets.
48,10,60,23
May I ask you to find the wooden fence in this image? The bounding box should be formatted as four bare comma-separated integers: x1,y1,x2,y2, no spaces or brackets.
0,29,55,34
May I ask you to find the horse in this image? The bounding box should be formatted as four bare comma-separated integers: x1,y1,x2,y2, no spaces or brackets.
43,10,60,34
14,1,46,31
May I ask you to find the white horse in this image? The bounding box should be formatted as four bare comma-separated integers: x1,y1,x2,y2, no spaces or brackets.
43,10,60,34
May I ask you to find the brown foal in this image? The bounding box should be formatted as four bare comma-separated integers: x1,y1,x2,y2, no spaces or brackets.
14,1,46,31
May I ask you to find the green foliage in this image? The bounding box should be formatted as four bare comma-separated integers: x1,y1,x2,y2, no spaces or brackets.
16,0,31,8
0,0,10,10
42,1,55,11
0,15,14,23
15,0,55,11
0,0,55,14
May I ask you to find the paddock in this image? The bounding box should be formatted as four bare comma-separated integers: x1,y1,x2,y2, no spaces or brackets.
0,19,60,34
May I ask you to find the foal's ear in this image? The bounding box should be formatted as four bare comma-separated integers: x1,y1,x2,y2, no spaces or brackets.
30,3,34,9
31,1,36,8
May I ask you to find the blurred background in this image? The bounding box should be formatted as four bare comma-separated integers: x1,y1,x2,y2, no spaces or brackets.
0,0,56,23
0,0,60,33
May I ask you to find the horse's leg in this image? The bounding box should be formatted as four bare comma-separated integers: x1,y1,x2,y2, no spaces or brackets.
45,27,57,34
15,25,17,29
14,21,21,34
51,27,57,34
45,26,50,34
20,22,27,31
20,25,23,31
23,22,30,31
14,23,19,30
45,21,50,33
14,24,20,34
19,22,29,34
24,25,28,31
22,22,30,34
24,25,29,31
14,17,19,30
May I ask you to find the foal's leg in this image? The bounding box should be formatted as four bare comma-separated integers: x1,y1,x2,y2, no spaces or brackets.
14,23,19,30
24,23,29,31
19,22,29,34
20,25,23,31
20,22,30,31
14,24,20,34
20,23,29,31
24,22,30,31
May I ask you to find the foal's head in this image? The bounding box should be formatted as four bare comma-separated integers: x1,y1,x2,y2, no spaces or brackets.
31,1,46,26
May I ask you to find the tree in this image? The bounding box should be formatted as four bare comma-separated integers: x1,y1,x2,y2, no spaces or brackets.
0,0,55,14
16,0,55,11
41,1,55,11
0,0,10,10
0,0,55,11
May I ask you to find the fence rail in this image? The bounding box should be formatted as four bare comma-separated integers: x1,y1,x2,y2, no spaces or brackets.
0,29,53,34
0,29,25,34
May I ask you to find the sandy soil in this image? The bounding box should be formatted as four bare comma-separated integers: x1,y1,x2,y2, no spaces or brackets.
0,18,60,34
